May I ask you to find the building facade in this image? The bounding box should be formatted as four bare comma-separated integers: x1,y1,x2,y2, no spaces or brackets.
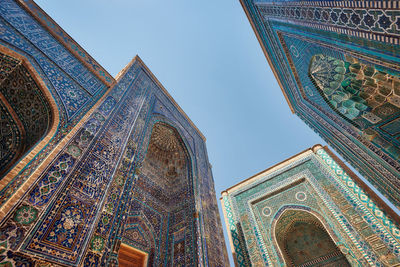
0,0,228,266
221,145,400,266
239,0,400,210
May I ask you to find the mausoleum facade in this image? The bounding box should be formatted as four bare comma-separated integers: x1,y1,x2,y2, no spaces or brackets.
0,1,228,266
222,146,400,266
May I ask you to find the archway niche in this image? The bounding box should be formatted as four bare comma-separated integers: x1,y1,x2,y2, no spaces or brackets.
141,122,191,207
0,49,54,178
124,122,197,266
275,209,350,267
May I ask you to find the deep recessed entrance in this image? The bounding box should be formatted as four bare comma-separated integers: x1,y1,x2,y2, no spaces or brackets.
122,122,197,265
275,210,350,267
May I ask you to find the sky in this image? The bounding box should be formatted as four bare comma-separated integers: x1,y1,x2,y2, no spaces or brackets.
34,0,364,265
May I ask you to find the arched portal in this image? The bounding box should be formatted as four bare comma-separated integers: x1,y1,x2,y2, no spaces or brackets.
141,122,190,206
124,122,197,266
0,49,54,178
275,209,350,267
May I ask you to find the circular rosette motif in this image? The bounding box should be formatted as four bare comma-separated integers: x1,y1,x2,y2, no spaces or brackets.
295,191,307,201
67,144,82,158
262,206,272,217
14,205,38,225
90,235,105,253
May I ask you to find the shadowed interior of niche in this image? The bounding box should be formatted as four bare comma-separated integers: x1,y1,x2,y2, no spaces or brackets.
0,51,53,179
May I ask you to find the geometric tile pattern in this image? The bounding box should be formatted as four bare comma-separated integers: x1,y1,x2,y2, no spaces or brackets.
0,29,80,122
0,1,106,119
0,0,108,96
275,210,350,266
18,67,144,266
0,0,114,211
309,54,400,161
0,51,53,175
222,195,251,267
277,31,400,205
125,122,197,266
257,3,400,44
0,48,54,177
0,94,24,177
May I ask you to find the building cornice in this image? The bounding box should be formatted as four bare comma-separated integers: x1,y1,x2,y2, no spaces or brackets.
221,145,318,194
238,0,295,113
16,0,116,87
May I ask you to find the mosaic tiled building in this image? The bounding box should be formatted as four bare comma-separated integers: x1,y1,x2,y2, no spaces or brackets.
239,0,400,210
221,145,400,266
0,0,228,266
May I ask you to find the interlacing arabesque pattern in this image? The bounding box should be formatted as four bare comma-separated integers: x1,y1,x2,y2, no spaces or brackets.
0,63,141,266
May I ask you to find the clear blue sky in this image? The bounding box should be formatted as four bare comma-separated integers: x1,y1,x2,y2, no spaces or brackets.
34,0,334,265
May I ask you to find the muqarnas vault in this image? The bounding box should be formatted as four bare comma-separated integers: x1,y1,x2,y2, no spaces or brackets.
239,0,400,209
221,145,400,267
0,0,228,266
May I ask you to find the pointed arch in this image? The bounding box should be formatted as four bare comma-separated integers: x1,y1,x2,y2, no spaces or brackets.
271,206,350,266
0,44,59,184
136,114,199,210
124,115,199,266
140,115,196,167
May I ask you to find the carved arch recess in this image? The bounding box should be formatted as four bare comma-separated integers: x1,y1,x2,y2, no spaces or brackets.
271,208,358,266
0,45,59,181
273,209,350,266
123,120,198,265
